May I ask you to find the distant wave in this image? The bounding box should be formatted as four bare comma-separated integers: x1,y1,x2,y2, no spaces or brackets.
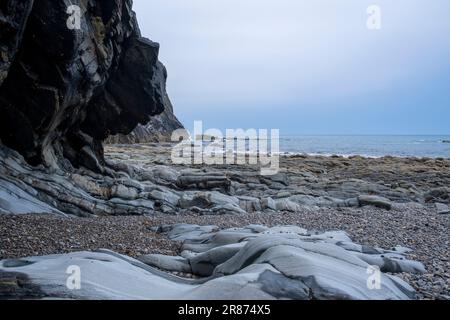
184,136,450,158
281,152,383,159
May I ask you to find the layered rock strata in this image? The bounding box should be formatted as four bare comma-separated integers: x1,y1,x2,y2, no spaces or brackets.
0,224,424,300
0,0,166,172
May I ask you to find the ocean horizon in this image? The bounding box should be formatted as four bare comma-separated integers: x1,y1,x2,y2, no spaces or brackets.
279,135,450,158
188,134,450,159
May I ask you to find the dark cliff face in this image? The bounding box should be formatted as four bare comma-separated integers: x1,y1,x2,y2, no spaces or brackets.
105,93,184,145
0,0,166,172
105,62,184,144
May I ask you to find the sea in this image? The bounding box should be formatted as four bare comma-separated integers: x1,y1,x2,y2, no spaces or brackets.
279,135,450,158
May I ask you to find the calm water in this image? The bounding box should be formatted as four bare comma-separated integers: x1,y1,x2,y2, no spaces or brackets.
279,135,450,158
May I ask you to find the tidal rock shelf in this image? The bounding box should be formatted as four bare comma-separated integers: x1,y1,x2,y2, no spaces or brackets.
103,143,450,215
0,224,424,300
0,145,158,216
3,142,450,217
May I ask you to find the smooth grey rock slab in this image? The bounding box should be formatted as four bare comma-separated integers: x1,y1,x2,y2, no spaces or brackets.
1,222,425,300
436,203,450,215
358,195,393,210
238,196,262,213
179,191,246,215
275,199,300,212
356,253,426,274
149,189,180,207
176,172,231,192
0,179,65,216
148,166,180,185
138,255,192,274
158,224,220,242
189,243,245,276
143,224,424,300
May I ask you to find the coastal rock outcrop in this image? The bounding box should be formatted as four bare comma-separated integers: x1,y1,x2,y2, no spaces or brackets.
0,0,166,171
0,1,185,216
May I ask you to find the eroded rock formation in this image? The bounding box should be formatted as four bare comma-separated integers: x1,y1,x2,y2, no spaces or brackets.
0,224,423,299
105,72,184,144
0,0,166,172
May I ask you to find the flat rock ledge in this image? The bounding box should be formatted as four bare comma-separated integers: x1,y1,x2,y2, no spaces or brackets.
0,224,424,300
2,142,450,217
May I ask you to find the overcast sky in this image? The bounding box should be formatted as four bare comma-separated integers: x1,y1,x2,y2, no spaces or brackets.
133,0,450,135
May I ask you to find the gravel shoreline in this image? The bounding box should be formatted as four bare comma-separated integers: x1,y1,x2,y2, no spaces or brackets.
1,205,448,300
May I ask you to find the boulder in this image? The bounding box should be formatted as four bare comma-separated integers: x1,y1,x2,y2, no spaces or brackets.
176,172,231,192
238,196,262,213
148,166,180,185
358,195,392,210
178,192,245,215
111,185,139,201
275,199,300,212
435,203,450,215
424,188,448,202
149,189,180,208
261,197,277,210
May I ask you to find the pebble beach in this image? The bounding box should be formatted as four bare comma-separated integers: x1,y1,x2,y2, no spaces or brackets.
1,204,448,299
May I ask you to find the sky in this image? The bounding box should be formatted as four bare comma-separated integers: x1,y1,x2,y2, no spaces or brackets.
133,0,450,135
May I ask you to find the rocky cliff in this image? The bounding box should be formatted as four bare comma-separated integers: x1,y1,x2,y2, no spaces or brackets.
0,0,167,172
105,65,184,144
0,0,186,216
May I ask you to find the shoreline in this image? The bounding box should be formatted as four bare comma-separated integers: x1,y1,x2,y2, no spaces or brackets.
1,143,449,300
282,152,450,160
109,142,450,160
